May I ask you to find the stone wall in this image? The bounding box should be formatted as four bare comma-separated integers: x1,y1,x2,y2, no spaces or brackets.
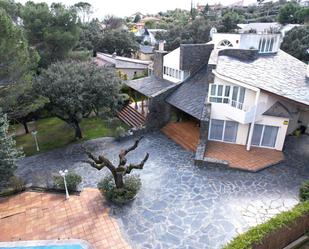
180,44,214,74
145,88,176,130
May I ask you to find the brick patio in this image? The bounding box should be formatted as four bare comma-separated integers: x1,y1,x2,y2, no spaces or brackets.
162,121,285,171
0,189,130,249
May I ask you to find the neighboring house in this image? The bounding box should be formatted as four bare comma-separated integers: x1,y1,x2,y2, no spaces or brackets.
237,22,304,38
300,0,309,7
121,28,309,171
137,45,154,61
135,28,167,46
95,52,151,80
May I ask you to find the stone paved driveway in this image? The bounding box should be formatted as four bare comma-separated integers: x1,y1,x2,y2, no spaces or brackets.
17,132,309,249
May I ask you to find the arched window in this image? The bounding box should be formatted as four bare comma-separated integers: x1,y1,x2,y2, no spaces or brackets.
218,40,233,48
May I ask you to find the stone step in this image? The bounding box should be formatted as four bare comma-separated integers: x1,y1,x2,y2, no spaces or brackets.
117,105,145,128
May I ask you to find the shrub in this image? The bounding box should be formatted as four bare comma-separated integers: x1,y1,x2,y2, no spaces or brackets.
115,126,126,140
223,201,309,249
53,172,82,191
98,174,141,204
0,176,25,197
9,176,25,192
300,179,309,202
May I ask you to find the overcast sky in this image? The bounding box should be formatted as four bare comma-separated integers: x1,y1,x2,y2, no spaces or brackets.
16,0,258,19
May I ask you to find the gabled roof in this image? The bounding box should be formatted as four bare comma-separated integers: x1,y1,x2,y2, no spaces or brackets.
263,101,291,118
166,65,209,120
215,50,309,106
125,76,177,98
96,52,150,70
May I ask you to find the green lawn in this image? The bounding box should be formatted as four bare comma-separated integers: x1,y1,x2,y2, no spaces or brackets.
12,116,127,156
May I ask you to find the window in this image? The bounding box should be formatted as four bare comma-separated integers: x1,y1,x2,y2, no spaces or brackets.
231,86,245,109
209,119,238,143
209,84,230,104
224,121,238,142
218,40,233,48
252,124,279,148
209,119,224,140
259,36,276,53
164,66,183,80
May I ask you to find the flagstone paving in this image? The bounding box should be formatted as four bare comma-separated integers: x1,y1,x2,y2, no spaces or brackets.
16,132,309,249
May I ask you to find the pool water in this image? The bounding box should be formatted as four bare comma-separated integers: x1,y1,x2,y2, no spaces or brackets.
0,245,83,249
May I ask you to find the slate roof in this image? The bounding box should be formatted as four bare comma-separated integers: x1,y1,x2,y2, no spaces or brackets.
96,52,150,70
216,50,309,106
166,65,209,120
125,76,177,98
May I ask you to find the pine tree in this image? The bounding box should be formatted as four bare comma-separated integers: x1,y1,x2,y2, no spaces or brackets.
0,109,24,188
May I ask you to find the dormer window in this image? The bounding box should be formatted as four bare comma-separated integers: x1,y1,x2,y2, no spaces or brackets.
258,36,276,53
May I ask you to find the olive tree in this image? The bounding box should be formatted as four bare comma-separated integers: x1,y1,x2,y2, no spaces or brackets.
34,61,121,139
83,137,149,188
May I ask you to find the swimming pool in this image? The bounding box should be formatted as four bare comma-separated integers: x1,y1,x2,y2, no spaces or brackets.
0,240,92,249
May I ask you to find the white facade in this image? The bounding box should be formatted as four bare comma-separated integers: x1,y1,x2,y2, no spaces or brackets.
163,48,190,83
207,74,300,151
211,33,281,53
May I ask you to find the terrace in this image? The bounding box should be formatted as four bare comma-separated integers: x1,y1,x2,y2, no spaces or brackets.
162,120,285,171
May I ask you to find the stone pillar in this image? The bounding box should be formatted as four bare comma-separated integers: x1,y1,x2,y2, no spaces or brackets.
153,51,168,79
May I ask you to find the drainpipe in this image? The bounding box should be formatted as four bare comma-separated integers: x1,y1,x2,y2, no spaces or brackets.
246,89,260,151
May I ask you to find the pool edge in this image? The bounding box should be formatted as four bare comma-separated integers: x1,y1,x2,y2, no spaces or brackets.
0,239,93,249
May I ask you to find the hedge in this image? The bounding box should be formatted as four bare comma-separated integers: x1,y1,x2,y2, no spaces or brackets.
223,201,309,249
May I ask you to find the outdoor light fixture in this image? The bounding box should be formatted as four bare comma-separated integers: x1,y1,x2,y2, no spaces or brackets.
31,130,40,151
59,169,70,199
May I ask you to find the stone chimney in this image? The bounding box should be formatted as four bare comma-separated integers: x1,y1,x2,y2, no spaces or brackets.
158,40,165,51
153,50,167,79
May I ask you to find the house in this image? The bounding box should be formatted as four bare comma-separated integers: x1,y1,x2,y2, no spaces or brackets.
95,52,151,80
300,0,309,7
136,28,167,46
136,45,154,61
237,22,304,38
119,28,309,172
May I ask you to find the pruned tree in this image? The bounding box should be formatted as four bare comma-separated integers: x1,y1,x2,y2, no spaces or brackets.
83,137,149,188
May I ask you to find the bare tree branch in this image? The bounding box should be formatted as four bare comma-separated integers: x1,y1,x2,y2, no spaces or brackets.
82,137,149,189
125,153,149,175
82,160,105,170
118,136,144,166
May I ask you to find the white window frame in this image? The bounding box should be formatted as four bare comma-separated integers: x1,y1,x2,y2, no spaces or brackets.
208,119,238,144
259,36,276,53
208,84,246,109
251,124,279,149
208,84,230,104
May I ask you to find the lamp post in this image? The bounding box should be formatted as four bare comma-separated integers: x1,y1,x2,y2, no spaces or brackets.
31,131,40,151
59,169,69,199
